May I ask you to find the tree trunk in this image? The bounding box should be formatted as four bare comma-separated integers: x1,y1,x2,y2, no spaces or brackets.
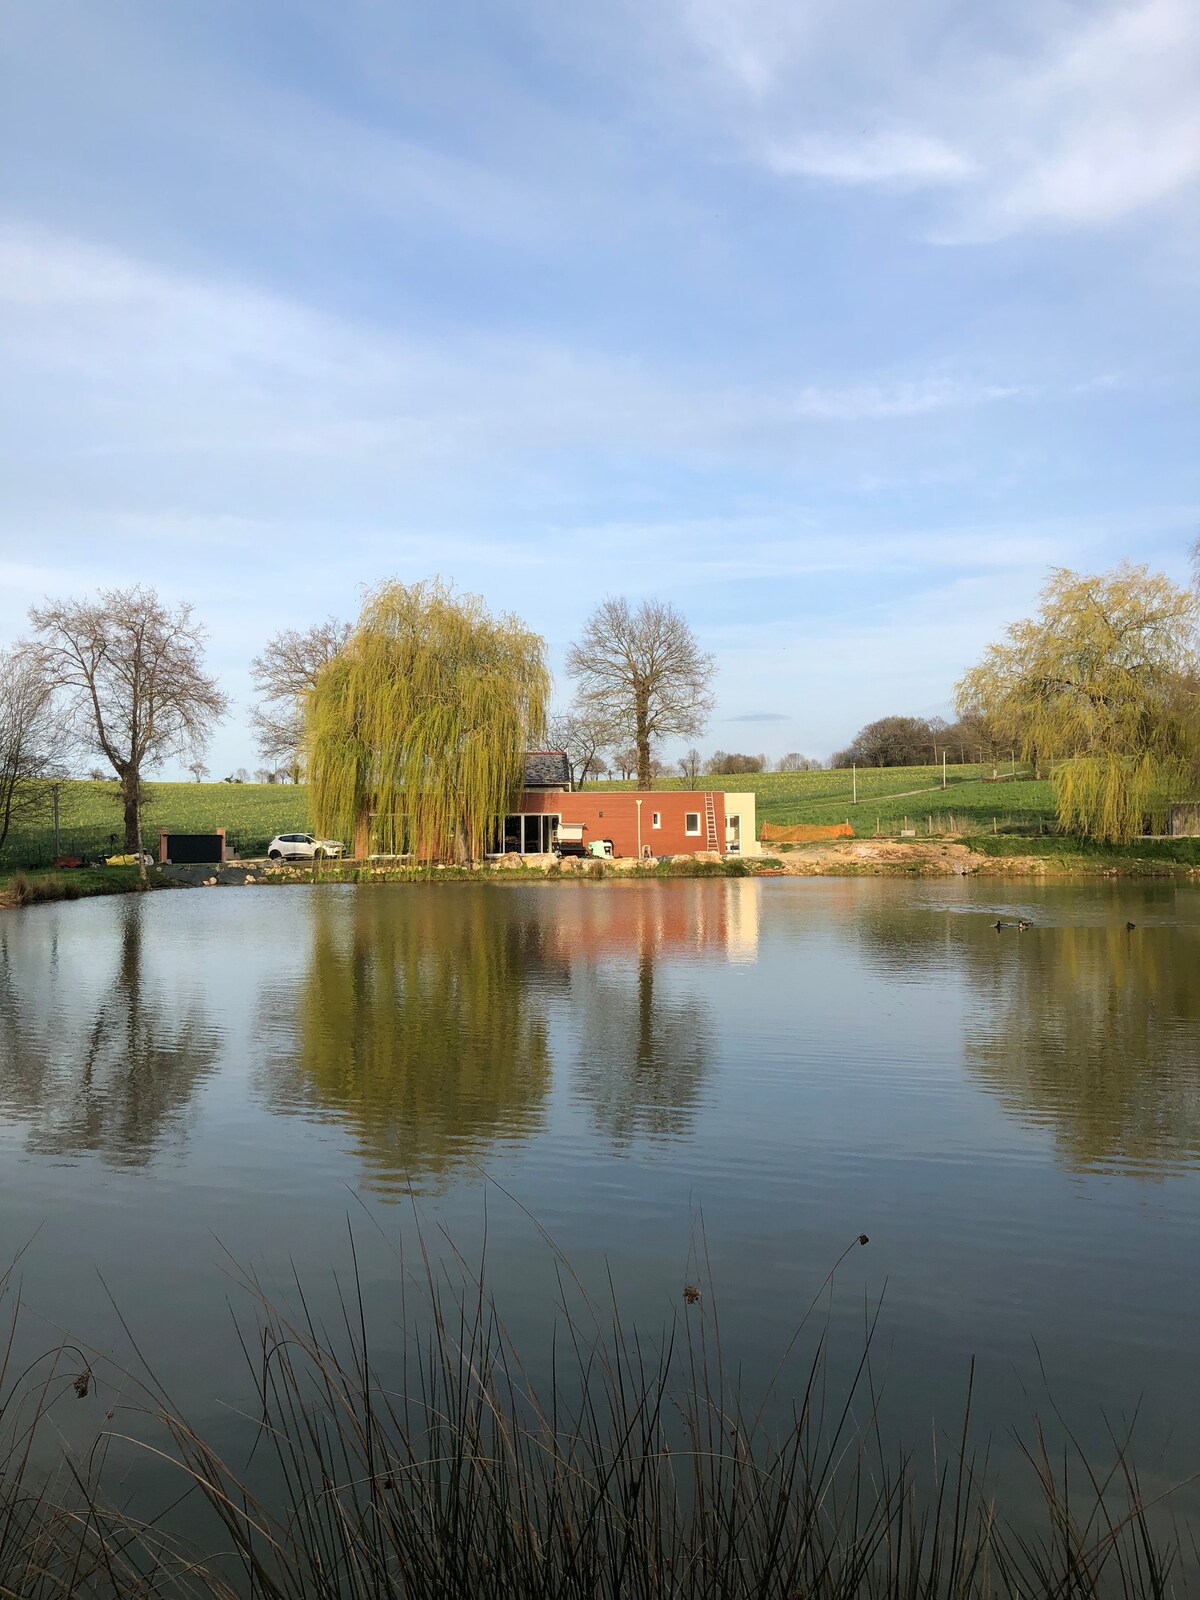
122,773,140,852
635,692,651,790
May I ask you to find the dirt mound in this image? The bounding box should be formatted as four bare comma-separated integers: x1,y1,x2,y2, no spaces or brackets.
765,840,1006,876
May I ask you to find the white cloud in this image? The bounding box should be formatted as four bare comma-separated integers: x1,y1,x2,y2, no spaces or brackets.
765,131,974,188
663,0,1200,239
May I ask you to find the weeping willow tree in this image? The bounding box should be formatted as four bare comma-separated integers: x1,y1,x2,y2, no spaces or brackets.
305,579,549,862
956,563,1199,843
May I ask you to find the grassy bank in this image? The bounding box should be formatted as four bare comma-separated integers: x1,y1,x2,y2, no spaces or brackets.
0,1239,1187,1599
0,863,157,909
963,833,1200,873
248,854,773,887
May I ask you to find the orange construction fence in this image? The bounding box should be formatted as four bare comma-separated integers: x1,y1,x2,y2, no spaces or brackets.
760,821,854,843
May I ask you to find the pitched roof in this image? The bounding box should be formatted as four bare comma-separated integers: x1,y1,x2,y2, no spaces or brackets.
524,750,571,787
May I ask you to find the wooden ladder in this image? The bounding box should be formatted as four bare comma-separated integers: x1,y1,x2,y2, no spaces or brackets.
703,792,719,851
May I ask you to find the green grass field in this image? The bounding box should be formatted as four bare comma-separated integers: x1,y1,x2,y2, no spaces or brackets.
1,780,309,867
586,764,1057,834
0,765,1061,867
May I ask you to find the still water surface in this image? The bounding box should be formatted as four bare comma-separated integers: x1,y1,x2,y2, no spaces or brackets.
1,879,1198,1510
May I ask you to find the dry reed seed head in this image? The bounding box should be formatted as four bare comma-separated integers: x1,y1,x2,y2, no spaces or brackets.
682,1283,701,1305
858,1234,869,1246
73,1369,91,1398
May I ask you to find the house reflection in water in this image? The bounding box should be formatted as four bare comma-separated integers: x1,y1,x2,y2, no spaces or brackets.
542,878,760,967
548,881,757,1149
264,880,761,1193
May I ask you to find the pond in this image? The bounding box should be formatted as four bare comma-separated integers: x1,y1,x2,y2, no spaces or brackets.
1,878,1199,1548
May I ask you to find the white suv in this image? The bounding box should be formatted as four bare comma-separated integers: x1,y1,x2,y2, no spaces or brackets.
267,832,344,861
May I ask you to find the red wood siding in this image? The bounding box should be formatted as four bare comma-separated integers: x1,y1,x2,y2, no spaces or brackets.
519,790,726,858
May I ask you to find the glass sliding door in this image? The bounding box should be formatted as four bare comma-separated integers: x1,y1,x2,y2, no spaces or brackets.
488,813,563,855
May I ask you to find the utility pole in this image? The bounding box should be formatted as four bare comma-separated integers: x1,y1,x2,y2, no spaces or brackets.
51,781,61,859
942,749,947,790
852,764,857,805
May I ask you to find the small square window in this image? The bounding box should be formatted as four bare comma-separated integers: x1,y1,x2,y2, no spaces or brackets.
685,812,700,835
652,812,661,828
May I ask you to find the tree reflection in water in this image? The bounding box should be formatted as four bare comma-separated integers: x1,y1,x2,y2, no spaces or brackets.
851,899,1200,1177
265,891,556,1194
568,888,714,1149
0,900,218,1165
964,924,1200,1177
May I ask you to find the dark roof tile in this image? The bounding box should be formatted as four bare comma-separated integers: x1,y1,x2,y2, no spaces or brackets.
524,750,571,787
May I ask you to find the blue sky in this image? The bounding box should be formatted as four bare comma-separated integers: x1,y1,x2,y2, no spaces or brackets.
1,0,1198,776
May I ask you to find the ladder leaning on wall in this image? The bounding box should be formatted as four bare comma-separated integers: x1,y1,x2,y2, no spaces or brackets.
703,792,719,851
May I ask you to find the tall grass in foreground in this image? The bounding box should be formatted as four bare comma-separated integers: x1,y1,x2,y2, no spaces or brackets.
0,1235,1192,1599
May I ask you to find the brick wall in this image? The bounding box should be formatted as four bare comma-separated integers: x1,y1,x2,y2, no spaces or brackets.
519,789,727,858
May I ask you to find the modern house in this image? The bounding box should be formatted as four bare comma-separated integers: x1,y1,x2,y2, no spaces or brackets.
489,752,761,859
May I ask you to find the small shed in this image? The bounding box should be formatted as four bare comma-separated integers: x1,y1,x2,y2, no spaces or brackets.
159,828,227,864
1169,803,1200,838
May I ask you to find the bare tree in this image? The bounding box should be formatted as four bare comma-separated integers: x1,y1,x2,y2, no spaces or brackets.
545,704,616,791
251,618,350,776
612,746,639,780
566,597,715,790
187,760,209,783
0,650,62,853
678,748,702,788
26,587,227,852
777,752,816,772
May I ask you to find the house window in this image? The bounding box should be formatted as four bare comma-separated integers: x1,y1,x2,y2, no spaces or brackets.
685,812,701,835
652,812,661,829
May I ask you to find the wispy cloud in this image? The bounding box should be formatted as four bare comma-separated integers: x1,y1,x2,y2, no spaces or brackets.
0,223,1041,476
765,131,974,188
663,0,1200,240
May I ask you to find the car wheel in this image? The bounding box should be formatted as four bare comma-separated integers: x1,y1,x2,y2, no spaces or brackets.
268,849,282,860
314,847,326,859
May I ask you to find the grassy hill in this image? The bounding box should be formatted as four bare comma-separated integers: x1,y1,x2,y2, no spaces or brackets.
586,764,1057,835
1,765,1059,867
